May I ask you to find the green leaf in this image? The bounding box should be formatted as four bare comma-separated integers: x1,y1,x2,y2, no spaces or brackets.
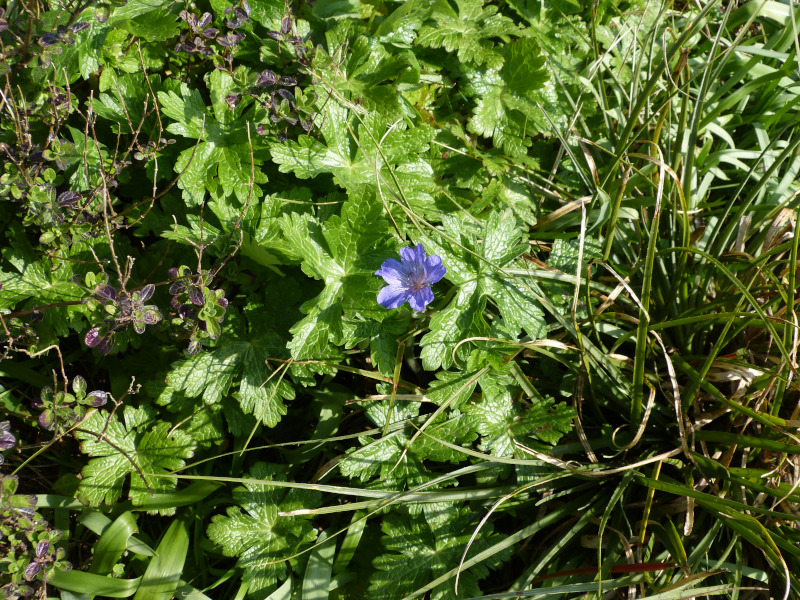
166,327,295,427
206,463,320,597
75,409,196,514
419,210,546,370
269,101,435,213
302,530,335,600
463,375,575,456
133,515,189,600
416,0,521,68
158,85,264,205
466,38,560,156
89,511,138,575
279,190,394,373
313,28,419,118
370,506,511,600
342,315,410,377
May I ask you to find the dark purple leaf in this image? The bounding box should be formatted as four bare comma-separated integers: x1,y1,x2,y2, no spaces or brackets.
70,21,91,33
95,284,117,301
188,287,205,306
117,296,132,314
169,281,186,296
24,561,41,581
226,16,242,29
178,304,195,319
256,124,268,135
267,30,282,41
218,297,229,308
38,410,56,431
223,5,234,14
56,25,68,35
143,306,162,325
0,423,15,450
167,267,179,279
201,27,218,38
218,32,244,47
85,391,108,407
278,75,296,87
198,12,212,28
256,69,278,87
277,88,294,103
242,1,251,16
226,93,241,108
281,16,292,34
57,191,81,206
234,7,249,22
38,33,62,46
36,541,50,558
139,284,155,302
98,334,115,355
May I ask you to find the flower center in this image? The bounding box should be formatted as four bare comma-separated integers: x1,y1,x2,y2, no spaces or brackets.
408,272,427,291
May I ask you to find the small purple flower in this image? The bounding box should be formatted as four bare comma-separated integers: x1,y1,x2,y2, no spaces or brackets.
375,244,446,312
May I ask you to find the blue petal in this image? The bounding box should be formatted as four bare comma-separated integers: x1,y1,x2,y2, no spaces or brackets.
375,258,407,284
400,243,426,266
377,284,410,309
408,286,434,312
424,254,446,284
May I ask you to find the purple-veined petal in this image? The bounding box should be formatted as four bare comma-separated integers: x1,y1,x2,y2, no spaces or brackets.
407,286,434,312
424,254,446,284
377,284,410,309
400,243,426,266
374,258,407,283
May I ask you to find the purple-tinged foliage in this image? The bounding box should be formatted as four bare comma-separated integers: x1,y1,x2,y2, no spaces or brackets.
0,422,15,465
167,265,229,353
218,32,245,47
375,244,446,312
256,69,279,87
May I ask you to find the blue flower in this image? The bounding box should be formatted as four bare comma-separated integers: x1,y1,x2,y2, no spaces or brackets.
375,243,446,312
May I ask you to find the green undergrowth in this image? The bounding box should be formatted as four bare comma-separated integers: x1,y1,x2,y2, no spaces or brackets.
1,0,799,598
